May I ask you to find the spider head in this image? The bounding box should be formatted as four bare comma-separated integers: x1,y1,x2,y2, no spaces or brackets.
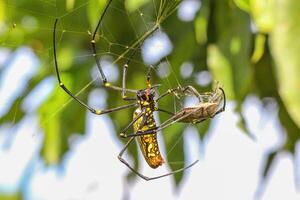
137,88,156,107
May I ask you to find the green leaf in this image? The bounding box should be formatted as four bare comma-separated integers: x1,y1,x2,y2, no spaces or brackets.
270,0,300,130
250,0,275,33
125,0,150,12
87,0,108,29
168,30,198,85
207,44,235,100
233,0,250,12
251,33,266,63
38,74,71,164
253,44,277,97
0,97,25,125
57,46,75,71
0,193,22,200
66,0,75,11
0,0,5,23
194,0,210,45
217,0,252,101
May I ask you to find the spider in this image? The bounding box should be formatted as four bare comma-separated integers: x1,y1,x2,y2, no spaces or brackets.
121,83,226,138
53,0,198,181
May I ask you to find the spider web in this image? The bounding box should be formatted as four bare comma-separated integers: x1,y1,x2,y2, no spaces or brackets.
0,0,203,186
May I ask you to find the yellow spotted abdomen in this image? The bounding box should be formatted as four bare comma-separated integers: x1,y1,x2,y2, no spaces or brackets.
133,108,164,168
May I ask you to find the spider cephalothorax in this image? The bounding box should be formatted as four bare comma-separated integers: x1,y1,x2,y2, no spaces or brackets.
136,88,156,108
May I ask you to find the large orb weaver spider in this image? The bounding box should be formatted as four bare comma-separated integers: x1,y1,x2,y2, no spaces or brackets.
53,0,198,181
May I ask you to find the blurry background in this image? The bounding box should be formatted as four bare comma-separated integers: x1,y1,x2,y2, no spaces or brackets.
0,0,300,199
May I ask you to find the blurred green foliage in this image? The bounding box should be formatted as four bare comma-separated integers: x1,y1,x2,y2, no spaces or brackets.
0,193,22,200
1,0,300,192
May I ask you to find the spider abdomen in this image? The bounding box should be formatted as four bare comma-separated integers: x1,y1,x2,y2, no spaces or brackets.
133,108,164,168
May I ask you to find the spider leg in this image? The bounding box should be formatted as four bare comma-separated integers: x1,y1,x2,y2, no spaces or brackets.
121,47,139,100
53,19,137,115
155,86,203,102
182,85,203,102
119,109,146,138
90,0,158,101
90,0,112,84
144,160,199,181
155,108,174,116
118,137,151,180
155,87,181,101
90,0,138,100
